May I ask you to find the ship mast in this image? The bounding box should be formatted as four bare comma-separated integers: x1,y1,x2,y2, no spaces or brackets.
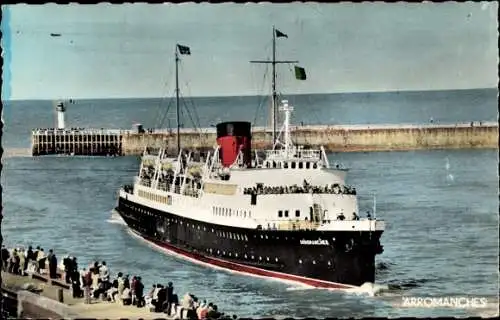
250,26,298,145
174,44,191,155
175,48,180,155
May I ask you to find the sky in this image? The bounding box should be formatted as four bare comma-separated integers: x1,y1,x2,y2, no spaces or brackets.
1,2,498,100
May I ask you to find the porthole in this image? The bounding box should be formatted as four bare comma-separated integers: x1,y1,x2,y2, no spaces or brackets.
275,258,278,262
229,252,232,257
223,251,225,255
265,235,268,239
312,260,316,265
327,261,331,266
260,235,263,239
266,257,270,261
299,259,302,264
259,256,262,261
251,255,254,259
235,253,238,257
244,254,248,258
217,250,220,254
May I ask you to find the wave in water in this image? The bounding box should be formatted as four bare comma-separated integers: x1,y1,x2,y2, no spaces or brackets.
107,211,127,226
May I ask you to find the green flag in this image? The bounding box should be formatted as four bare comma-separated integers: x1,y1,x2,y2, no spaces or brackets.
177,44,191,55
294,66,306,80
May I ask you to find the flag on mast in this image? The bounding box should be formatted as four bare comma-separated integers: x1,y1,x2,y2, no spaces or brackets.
294,66,307,80
275,29,288,38
177,44,191,55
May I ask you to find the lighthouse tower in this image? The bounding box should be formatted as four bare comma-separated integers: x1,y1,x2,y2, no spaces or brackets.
55,102,66,129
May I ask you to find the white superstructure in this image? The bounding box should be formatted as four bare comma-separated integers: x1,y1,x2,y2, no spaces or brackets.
120,100,384,233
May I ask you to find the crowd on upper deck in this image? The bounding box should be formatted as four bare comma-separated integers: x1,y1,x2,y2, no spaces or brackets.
243,180,356,196
1,244,234,319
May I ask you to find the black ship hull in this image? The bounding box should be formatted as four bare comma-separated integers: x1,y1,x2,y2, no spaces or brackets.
116,195,383,288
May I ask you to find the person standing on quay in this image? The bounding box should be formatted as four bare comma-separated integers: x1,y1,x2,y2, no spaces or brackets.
83,268,92,304
48,250,58,279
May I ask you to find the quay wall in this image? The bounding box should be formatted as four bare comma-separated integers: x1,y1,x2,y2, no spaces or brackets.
121,122,499,155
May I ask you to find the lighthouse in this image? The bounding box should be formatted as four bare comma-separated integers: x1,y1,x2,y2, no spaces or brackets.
55,102,66,129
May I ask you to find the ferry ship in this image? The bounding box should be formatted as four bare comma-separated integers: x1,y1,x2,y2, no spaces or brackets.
115,28,385,289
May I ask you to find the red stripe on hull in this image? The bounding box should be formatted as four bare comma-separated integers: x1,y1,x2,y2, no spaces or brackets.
134,230,355,290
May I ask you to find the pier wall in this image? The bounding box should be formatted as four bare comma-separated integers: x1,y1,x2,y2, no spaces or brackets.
31,122,498,156
31,128,124,156
121,122,498,155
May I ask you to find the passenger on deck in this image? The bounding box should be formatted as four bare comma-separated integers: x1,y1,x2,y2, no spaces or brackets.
352,212,359,221
337,213,345,221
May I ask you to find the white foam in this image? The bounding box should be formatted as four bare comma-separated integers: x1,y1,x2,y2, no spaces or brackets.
343,282,390,297
107,211,127,226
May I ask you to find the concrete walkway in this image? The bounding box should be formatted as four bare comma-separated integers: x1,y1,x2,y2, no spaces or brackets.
1,271,171,319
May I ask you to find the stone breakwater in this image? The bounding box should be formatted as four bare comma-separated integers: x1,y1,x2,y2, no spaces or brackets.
121,122,498,156
31,122,498,156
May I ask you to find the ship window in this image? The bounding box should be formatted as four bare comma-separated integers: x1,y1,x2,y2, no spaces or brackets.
306,162,310,169
251,255,254,259
272,161,277,168
278,210,283,218
259,256,262,261
295,210,300,217
291,162,296,169
313,163,318,169
244,235,248,241
299,259,302,264
284,162,289,169
266,162,270,168
275,257,278,262
235,253,238,257
266,257,269,261
243,211,246,217
284,210,289,218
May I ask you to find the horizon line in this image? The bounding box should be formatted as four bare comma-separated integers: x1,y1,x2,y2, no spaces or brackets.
3,87,497,102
